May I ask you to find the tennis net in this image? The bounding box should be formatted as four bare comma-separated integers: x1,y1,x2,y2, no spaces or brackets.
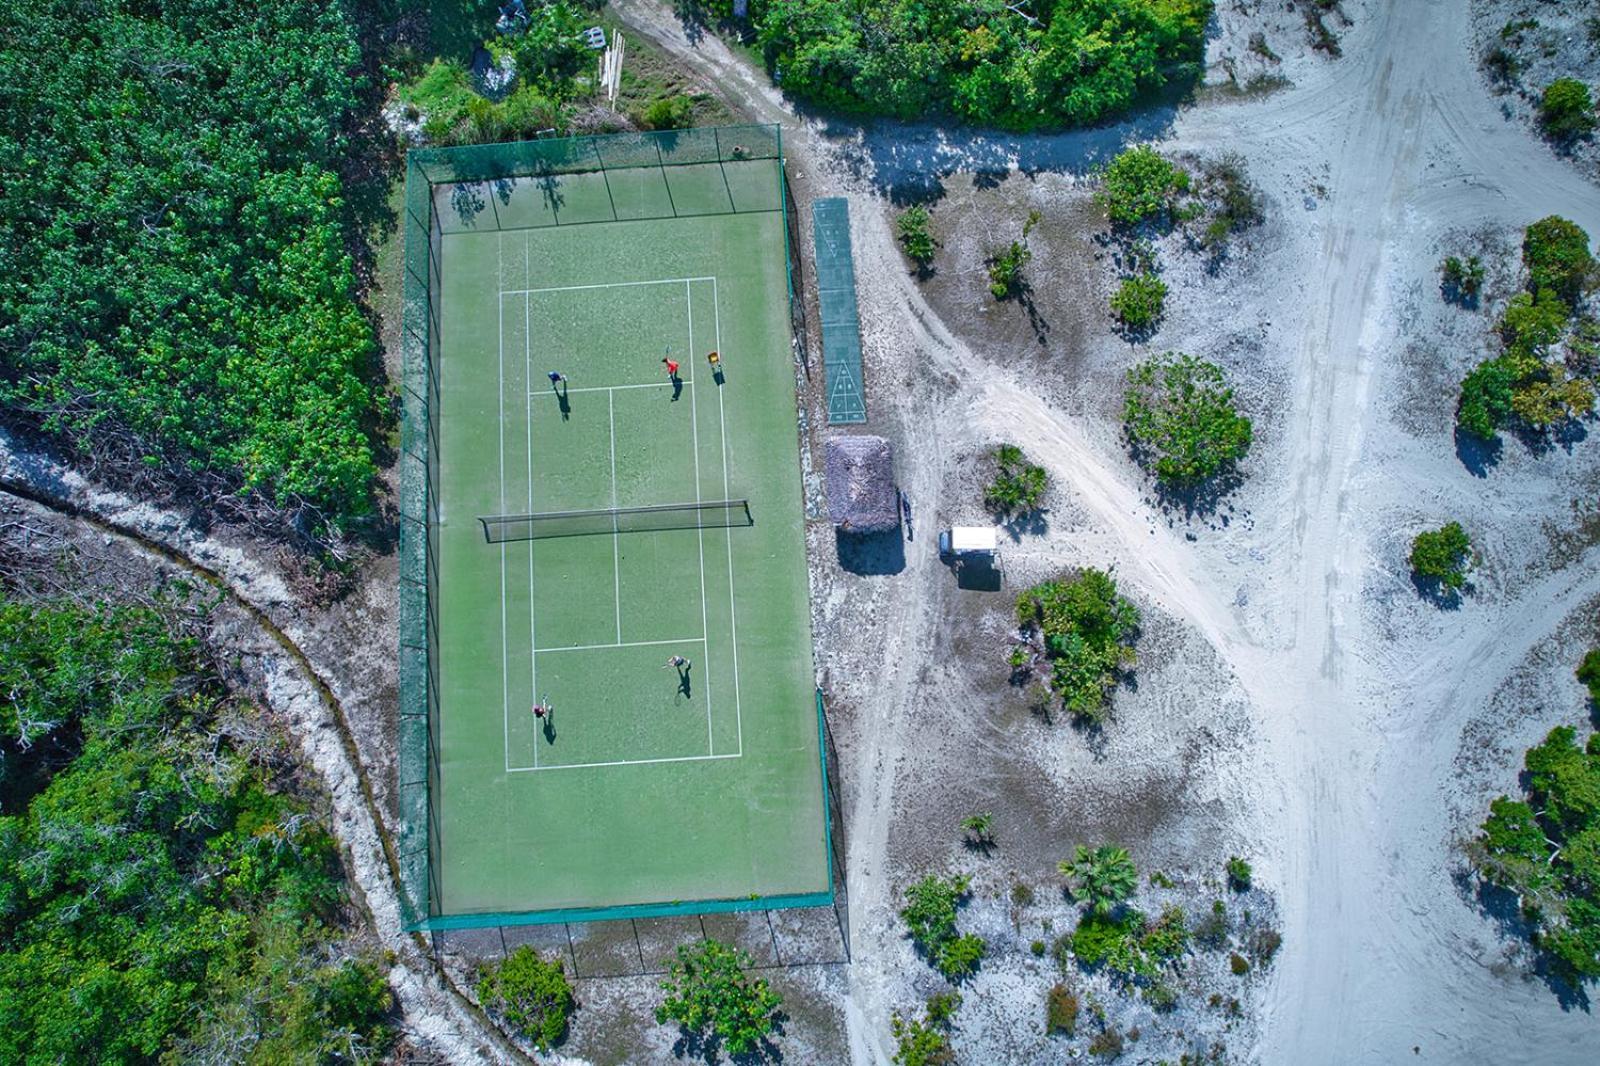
478,499,752,542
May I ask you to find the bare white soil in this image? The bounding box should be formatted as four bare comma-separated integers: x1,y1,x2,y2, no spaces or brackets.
614,0,1600,1063
1469,0,1600,177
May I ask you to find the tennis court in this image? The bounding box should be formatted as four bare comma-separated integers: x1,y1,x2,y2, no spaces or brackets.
401,129,830,924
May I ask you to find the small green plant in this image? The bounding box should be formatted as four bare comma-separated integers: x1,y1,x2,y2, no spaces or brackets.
1110,272,1168,330
1439,255,1485,303
1046,983,1079,1035
1031,939,1047,956
961,812,996,849
1229,952,1250,975
1148,870,1174,888
1409,522,1472,591
1226,856,1253,891
1249,926,1283,965
655,940,781,1057
1539,78,1597,142
640,94,696,130
985,443,1049,515
936,934,987,981
1123,352,1253,489
890,1011,954,1066
924,991,961,1028
897,205,937,269
476,946,575,1050
987,210,1040,298
1059,845,1139,915
1099,147,1190,227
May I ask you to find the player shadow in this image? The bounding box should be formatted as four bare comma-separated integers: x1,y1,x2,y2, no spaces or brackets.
676,665,693,699
542,714,557,744
553,384,571,421
671,376,684,402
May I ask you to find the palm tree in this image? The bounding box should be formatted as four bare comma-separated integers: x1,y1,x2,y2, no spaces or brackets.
1057,844,1137,914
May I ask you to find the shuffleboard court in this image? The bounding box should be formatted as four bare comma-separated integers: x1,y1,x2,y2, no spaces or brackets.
419,139,829,922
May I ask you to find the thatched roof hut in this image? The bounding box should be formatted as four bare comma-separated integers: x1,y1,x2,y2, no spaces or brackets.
825,435,899,533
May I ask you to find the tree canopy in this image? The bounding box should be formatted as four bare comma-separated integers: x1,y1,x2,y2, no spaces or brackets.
655,939,782,1057
0,595,393,1062
1015,569,1140,721
1123,352,1253,489
0,0,382,526
756,0,1212,131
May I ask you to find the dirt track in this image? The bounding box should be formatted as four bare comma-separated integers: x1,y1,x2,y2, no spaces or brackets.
615,1,1600,1061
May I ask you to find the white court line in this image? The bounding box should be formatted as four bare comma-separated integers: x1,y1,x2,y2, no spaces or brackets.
608,390,622,644
687,280,714,755
500,275,716,297
508,752,741,774
498,234,511,775
527,380,692,396
712,278,744,755
525,291,537,770
535,636,705,654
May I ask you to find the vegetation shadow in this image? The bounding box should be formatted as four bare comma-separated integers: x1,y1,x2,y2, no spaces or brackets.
1149,470,1244,520
1410,571,1466,610
999,509,1049,540
1466,873,1593,1012
836,528,906,576
670,1014,787,1064
1453,426,1501,477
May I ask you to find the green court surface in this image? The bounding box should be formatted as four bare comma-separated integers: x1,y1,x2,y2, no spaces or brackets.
428,157,828,921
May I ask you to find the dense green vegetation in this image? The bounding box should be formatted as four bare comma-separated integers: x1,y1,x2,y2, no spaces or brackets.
1409,522,1472,592
1456,217,1596,442
984,444,1049,516
1539,78,1597,142
1123,352,1253,489
0,0,384,526
1577,647,1600,704
655,939,782,1057
476,946,576,1051
901,874,986,981
0,595,392,1062
755,0,1212,130
1471,718,1600,982
1015,569,1140,722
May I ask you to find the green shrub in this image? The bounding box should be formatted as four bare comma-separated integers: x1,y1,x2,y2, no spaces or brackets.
1110,273,1168,330
1539,78,1597,141
1249,926,1283,965
891,1012,954,1066
1194,153,1264,245
925,991,961,1027
1229,952,1250,975
1457,356,1518,438
985,443,1049,515
1099,147,1191,227
987,211,1039,298
1123,352,1253,488
1031,939,1047,957
1523,216,1595,306
1226,856,1253,891
897,205,937,269
1577,649,1600,703
1016,570,1140,721
640,94,696,130
1046,983,1079,1035
655,940,781,1057
935,933,987,981
960,812,995,848
1070,911,1144,970
476,947,575,1050
901,874,983,979
1409,522,1471,590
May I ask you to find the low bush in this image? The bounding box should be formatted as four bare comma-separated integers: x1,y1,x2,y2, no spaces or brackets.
1194,153,1264,247
897,205,937,269
987,211,1039,298
1088,1027,1126,1059
476,947,575,1051
985,443,1049,515
1409,522,1472,591
1100,147,1190,227
1226,856,1253,891
1110,273,1168,330
1523,216,1595,306
1250,926,1284,965
640,94,695,130
901,874,984,981
1230,952,1251,975
1577,648,1600,703
1123,352,1253,489
1539,78,1597,142
1046,983,1079,1036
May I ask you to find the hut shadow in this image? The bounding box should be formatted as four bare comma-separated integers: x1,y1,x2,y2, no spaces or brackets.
836,528,905,575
